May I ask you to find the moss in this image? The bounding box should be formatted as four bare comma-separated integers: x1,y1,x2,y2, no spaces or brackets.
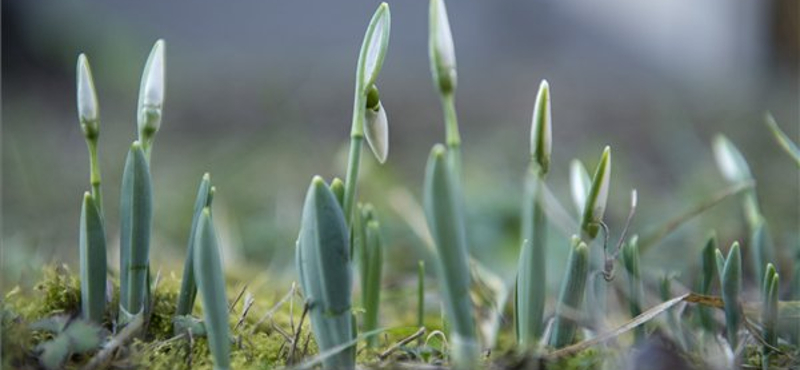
545,348,604,370
743,344,800,369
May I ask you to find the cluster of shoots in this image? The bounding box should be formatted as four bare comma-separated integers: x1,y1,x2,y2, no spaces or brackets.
65,1,800,370
76,41,230,370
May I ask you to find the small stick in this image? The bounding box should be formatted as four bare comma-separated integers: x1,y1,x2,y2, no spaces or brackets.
378,327,426,361
82,314,145,370
271,321,293,343
301,332,312,358
287,301,310,365
228,284,248,313
251,283,296,333
234,293,256,331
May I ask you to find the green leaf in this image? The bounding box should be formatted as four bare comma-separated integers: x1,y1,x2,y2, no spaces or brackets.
194,208,231,370
698,233,717,332
515,166,547,349
362,219,384,347
549,237,589,348
329,177,345,209
765,112,800,167
721,242,742,349
119,141,153,319
422,144,478,368
79,192,107,323
296,176,355,369
621,235,643,343
30,315,69,334
762,264,778,357
176,173,212,317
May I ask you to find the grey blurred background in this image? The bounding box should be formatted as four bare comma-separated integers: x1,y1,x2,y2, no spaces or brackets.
2,0,798,288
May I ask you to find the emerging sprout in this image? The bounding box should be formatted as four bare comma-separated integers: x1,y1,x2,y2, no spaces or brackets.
580,146,611,239
137,40,166,147
76,54,99,138
429,0,457,94
721,242,742,350
530,80,552,173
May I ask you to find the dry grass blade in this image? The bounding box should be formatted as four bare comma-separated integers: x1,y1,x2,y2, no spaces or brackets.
545,293,690,360
639,181,754,252
82,314,144,370
378,327,426,361
286,302,310,365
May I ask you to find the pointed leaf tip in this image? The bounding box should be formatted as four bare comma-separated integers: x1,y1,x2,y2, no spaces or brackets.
531,79,552,172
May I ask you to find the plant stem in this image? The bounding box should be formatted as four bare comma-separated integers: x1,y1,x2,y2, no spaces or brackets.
441,93,461,174
86,140,103,214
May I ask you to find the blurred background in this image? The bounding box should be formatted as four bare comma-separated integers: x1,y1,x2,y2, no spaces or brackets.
2,0,798,295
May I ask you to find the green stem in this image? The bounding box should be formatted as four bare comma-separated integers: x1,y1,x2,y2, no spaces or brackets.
343,90,366,226
343,135,363,226
441,93,461,174
87,140,103,214
418,260,425,330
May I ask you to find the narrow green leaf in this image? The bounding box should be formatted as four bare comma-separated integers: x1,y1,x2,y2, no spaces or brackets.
119,141,153,318
761,264,778,361
698,233,717,332
296,176,355,369
765,112,800,167
714,248,725,284
418,260,425,330
176,173,212,316
721,242,742,350
194,208,231,370
750,218,775,286
423,144,478,368
329,177,345,209
80,192,107,323
621,235,643,343
515,167,547,349
362,219,383,347
549,237,589,348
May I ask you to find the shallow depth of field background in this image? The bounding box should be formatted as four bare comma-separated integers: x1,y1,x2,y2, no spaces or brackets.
2,1,798,294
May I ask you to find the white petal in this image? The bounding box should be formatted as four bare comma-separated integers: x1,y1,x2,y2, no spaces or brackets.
712,135,751,183
570,159,590,215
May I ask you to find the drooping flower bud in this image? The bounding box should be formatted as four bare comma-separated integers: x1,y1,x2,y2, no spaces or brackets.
364,85,389,164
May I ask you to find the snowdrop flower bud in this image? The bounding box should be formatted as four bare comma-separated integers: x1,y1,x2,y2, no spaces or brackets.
137,40,165,141
429,0,457,94
76,54,99,139
530,80,552,173
364,86,389,164
712,135,752,183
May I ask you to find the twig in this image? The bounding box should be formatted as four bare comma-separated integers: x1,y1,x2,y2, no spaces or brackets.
82,314,145,370
251,283,296,334
287,301,310,365
143,269,162,333
228,284,248,313
640,181,754,252
234,292,256,331
378,327,426,361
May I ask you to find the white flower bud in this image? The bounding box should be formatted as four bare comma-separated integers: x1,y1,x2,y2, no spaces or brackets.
138,40,165,137
530,80,552,172
364,101,389,164
712,135,751,183
429,0,457,94
570,159,590,216
76,54,99,135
